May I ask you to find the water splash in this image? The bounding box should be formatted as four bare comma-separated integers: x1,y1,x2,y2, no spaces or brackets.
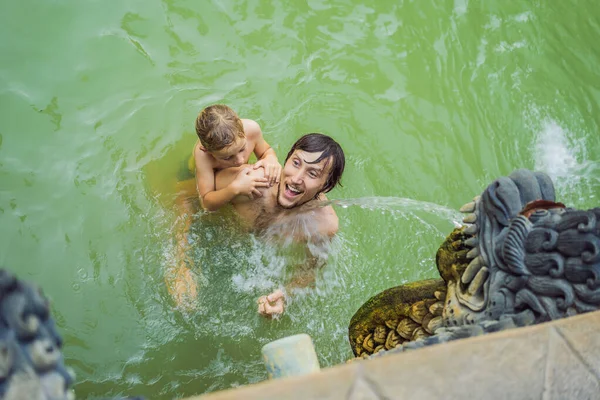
534,121,582,181
230,236,287,294
255,196,462,267
329,196,462,226
533,120,599,203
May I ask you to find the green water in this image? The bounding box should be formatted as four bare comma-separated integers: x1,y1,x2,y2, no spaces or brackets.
1,0,600,398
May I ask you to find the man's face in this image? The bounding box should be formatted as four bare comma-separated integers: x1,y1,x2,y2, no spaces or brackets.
277,150,331,209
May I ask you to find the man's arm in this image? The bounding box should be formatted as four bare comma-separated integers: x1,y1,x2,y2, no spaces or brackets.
257,243,329,318
258,201,338,317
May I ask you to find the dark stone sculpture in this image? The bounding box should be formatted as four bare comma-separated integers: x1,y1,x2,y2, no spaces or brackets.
349,169,600,357
0,269,144,399
0,269,74,400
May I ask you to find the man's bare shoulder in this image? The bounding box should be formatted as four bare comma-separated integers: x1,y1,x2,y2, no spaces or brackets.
308,193,338,237
215,165,243,190
313,204,339,237
215,164,266,186
215,165,268,204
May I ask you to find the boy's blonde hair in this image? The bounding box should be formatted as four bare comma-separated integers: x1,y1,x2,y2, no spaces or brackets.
195,105,245,152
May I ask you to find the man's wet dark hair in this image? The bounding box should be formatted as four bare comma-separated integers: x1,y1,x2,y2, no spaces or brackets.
285,133,345,194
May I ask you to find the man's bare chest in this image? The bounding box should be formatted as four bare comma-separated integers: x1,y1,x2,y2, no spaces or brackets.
234,194,280,231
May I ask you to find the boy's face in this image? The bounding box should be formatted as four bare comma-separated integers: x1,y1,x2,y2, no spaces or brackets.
277,150,331,209
211,137,247,167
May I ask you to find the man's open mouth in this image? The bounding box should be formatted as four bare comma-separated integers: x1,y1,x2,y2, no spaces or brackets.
284,184,303,198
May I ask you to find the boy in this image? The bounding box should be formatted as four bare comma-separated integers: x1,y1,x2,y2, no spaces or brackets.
193,104,281,211
165,105,281,309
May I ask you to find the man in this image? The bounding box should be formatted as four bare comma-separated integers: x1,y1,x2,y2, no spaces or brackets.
215,133,345,316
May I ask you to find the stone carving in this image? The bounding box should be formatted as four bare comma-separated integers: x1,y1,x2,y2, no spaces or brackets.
0,269,74,400
0,269,143,400
349,169,600,357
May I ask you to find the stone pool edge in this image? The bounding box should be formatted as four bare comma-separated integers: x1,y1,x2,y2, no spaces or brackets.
190,310,600,400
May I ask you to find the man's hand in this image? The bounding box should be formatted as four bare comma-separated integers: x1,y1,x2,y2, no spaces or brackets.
253,156,282,187
257,289,285,317
231,168,269,199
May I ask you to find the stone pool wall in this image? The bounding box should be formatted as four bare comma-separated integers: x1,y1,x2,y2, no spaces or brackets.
191,310,600,400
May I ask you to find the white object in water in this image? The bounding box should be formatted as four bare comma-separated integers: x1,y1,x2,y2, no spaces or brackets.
261,333,321,379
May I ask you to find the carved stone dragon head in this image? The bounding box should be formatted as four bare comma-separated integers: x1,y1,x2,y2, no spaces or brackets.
444,168,600,328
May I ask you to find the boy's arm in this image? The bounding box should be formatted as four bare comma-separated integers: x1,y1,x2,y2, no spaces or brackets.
194,151,236,211
243,119,281,186
214,165,270,204
195,149,268,211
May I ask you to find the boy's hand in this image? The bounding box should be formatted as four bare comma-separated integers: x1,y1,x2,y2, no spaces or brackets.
232,168,269,199
253,157,282,187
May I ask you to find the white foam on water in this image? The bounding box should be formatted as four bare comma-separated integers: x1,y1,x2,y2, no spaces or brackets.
229,237,285,294
533,119,598,201
534,120,581,181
